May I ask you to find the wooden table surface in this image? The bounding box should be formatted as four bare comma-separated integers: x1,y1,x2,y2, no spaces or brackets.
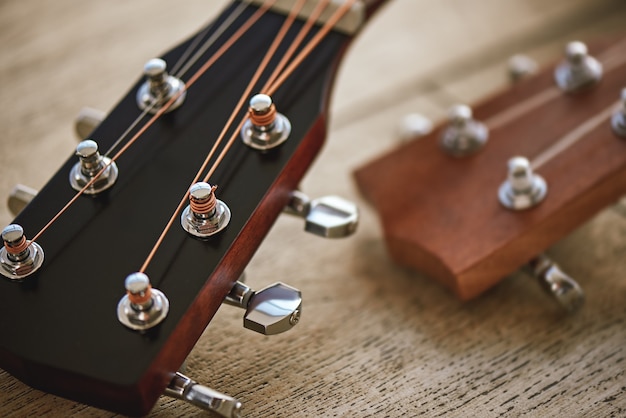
1,1,625,416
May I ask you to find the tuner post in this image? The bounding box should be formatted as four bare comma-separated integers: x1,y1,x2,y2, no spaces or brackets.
554,41,603,92
180,182,231,238
136,58,186,113
241,94,291,150
439,104,488,157
611,88,626,138
498,156,547,210
117,272,169,331
0,224,44,280
69,139,118,194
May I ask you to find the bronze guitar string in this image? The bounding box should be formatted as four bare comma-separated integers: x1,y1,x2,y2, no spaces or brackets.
139,0,311,273
141,0,357,273
103,1,250,159
27,0,276,246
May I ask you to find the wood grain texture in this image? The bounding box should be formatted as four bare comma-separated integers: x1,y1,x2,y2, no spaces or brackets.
0,1,625,417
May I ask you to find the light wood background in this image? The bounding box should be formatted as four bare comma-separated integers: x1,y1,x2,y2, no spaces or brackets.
1,1,625,416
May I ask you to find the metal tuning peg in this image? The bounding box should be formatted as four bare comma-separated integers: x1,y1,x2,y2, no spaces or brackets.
75,107,105,140
508,54,538,82
498,156,547,210
241,93,291,151
396,113,433,142
554,41,602,92
164,372,242,418
611,87,626,138
439,104,488,157
284,190,359,238
117,272,169,331
527,254,584,313
69,139,118,194
7,184,38,216
136,58,186,113
224,280,301,335
0,224,44,280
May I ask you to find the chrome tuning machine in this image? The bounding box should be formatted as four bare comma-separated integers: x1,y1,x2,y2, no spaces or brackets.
527,254,584,313
284,190,359,238
224,280,302,335
554,41,602,92
164,372,242,418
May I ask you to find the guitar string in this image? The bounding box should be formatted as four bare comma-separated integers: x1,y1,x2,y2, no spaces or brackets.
530,101,619,170
172,1,248,79
103,2,249,158
485,38,626,132
139,0,317,273
261,0,331,91
201,0,356,184
139,0,357,274
28,1,276,246
139,0,358,274
196,0,336,184
265,0,357,97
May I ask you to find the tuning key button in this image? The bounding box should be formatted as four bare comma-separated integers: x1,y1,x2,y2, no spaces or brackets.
0,224,44,280
397,113,433,142
117,272,169,331
69,139,118,194
224,281,302,335
241,94,291,151
181,182,231,238
439,104,488,157
611,88,626,138
7,184,38,216
554,41,602,92
284,191,359,238
528,254,584,313
508,54,538,82
75,107,105,140
165,372,242,418
498,156,547,210
136,58,186,113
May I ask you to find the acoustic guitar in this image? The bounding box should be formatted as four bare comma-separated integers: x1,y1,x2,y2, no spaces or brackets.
0,0,388,416
355,36,626,307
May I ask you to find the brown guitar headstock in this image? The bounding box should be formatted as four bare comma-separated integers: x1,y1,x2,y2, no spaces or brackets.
354,37,626,301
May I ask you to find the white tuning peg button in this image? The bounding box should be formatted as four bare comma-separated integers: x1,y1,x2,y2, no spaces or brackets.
164,372,242,418
224,281,302,335
7,184,38,216
75,107,105,140
284,191,359,238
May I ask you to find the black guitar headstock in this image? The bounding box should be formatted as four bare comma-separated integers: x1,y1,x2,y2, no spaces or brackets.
0,1,388,415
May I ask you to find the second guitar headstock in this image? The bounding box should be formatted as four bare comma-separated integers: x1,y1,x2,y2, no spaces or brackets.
355,37,626,303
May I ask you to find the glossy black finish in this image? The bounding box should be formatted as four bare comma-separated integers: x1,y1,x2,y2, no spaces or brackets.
0,2,354,415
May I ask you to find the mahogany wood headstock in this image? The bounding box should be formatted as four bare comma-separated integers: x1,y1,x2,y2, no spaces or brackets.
354,37,626,301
